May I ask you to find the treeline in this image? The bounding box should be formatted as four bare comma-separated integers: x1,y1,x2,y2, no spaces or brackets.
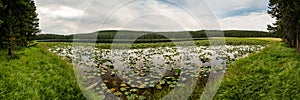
36,30,274,42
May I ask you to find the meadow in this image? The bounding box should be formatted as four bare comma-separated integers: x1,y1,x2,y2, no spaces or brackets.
215,41,300,99
0,45,84,99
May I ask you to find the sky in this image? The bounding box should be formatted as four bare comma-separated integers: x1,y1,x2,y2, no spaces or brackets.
35,0,276,34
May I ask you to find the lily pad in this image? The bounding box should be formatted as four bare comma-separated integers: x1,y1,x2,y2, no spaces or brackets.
120,87,127,91
156,85,162,89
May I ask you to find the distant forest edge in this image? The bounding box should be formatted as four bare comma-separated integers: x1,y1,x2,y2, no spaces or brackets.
36,30,274,43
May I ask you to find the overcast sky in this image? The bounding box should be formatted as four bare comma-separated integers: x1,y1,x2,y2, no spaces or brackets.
35,0,275,34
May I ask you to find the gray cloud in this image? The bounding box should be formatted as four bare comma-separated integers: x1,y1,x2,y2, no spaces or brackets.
204,0,269,18
219,12,275,31
35,0,274,34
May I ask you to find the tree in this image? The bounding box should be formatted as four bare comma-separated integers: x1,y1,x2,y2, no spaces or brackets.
268,0,300,53
0,0,40,57
0,1,4,48
0,1,2,26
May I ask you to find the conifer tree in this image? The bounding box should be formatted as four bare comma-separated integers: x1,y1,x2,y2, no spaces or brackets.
268,0,300,53
0,0,40,57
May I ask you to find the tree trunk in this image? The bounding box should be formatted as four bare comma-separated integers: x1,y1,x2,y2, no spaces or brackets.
8,45,14,58
296,25,300,53
297,33,300,53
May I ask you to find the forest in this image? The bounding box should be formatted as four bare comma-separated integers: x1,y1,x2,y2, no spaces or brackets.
35,30,274,43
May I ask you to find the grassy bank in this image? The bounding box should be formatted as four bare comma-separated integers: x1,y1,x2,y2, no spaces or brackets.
0,46,84,99
215,42,300,99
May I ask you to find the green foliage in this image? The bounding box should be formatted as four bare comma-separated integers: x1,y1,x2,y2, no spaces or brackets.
36,30,274,43
35,34,73,40
0,45,84,99
223,30,273,37
0,0,40,56
268,0,300,52
215,42,300,99
0,1,2,26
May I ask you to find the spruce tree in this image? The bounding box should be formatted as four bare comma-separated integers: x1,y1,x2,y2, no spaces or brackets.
0,1,4,48
0,0,40,57
268,0,300,53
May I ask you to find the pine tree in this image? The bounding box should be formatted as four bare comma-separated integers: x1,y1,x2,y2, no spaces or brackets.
0,1,2,25
0,0,40,57
268,0,300,53
18,0,40,47
0,1,4,48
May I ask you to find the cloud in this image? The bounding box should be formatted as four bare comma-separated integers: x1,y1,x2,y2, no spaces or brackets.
204,0,269,18
218,12,275,31
35,0,275,34
37,6,82,18
97,0,201,32
35,0,89,34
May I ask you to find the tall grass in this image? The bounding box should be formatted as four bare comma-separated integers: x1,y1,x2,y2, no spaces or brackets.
0,46,85,99
215,42,300,99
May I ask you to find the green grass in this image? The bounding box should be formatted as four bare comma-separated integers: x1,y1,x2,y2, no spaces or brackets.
0,46,85,99
215,42,300,99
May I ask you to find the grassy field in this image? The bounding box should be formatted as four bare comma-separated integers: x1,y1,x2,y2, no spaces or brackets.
215,41,300,99
0,45,85,99
1,38,299,99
